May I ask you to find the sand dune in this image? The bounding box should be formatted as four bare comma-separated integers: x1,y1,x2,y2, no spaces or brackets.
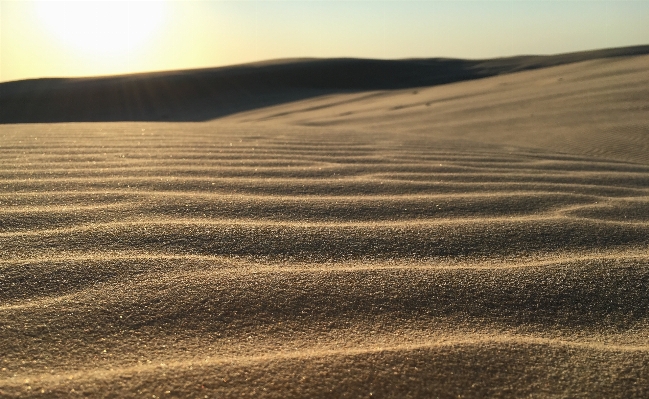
1,45,648,124
1,50,649,397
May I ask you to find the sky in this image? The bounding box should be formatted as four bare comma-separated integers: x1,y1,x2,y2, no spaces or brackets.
1,0,648,83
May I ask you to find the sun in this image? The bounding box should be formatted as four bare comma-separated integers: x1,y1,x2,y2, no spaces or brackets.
33,1,168,58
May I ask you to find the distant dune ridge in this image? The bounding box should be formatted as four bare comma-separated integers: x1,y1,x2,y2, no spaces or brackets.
1,44,649,123
1,47,649,398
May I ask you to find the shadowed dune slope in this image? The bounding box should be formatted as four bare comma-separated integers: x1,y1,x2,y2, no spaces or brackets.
1,45,648,123
1,50,649,398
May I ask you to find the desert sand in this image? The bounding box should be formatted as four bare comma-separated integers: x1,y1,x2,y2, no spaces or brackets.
1,50,649,398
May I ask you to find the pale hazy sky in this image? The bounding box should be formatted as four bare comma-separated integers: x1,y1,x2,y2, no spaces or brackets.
1,0,648,82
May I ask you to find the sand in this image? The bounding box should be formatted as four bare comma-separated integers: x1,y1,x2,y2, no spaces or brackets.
1,52,649,398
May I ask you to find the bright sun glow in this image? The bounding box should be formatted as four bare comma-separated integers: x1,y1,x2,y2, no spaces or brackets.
33,1,168,58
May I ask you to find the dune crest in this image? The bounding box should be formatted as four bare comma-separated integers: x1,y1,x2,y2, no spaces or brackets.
1,45,648,124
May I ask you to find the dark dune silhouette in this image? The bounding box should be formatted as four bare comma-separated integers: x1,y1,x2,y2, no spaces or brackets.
1,45,648,123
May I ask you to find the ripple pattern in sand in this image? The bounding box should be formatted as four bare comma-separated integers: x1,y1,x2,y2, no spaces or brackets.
1,123,648,398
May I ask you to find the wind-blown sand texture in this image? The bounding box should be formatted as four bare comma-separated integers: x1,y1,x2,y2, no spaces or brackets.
1,51,649,398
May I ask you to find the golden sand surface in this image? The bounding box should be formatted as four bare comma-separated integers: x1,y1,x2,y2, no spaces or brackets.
1,54,649,398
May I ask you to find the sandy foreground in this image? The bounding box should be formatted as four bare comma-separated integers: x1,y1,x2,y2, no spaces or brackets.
1,54,649,398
